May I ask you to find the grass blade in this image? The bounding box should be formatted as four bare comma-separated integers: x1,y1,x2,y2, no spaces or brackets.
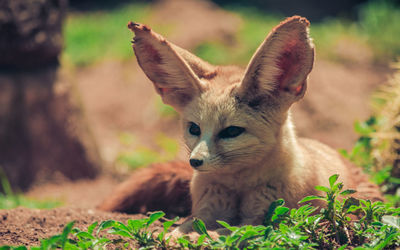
192,218,211,239
329,174,339,188
146,211,165,227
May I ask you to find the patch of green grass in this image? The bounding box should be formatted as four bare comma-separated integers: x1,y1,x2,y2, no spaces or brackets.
0,170,61,210
195,1,400,65
358,0,400,62
2,176,400,249
63,3,150,66
117,133,179,169
195,8,281,66
63,1,399,67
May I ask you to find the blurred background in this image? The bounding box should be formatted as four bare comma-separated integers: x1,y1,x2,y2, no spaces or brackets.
1,0,400,208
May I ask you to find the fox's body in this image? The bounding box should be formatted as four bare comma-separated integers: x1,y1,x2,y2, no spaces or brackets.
99,16,382,232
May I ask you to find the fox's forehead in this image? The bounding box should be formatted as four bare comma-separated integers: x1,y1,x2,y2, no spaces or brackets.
183,85,249,130
206,65,244,88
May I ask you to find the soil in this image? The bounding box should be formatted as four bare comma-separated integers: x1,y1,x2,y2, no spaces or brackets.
0,207,151,246
1,0,391,247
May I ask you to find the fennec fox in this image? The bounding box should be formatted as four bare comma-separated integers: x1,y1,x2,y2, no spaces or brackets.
99,16,382,232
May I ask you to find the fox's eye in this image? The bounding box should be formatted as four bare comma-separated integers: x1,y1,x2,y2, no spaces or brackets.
188,122,201,136
218,126,245,139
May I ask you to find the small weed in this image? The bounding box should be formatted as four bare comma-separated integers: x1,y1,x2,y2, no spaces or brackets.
0,169,61,210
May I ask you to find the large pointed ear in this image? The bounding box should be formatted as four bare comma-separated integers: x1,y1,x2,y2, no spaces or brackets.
237,16,314,107
128,22,212,111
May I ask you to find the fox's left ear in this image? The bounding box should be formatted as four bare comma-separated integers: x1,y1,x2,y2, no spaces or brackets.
237,16,314,106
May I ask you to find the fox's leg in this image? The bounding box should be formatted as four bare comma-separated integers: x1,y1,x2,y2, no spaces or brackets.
239,186,277,226
175,183,239,234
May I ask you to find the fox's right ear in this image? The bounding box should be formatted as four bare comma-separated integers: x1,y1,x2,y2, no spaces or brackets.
128,22,212,111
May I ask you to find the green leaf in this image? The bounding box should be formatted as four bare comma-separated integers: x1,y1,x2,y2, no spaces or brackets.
87,221,98,235
61,221,75,248
64,241,79,250
75,231,95,240
146,211,165,227
335,183,344,192
264,199,285,225
163,217,179,232
112,221,131,233
339,149,349,158
97,220,116,233
315,185,330,193
346,204,361,213
176,236,190,247
240,230,258,240
192,218,210,238
329,174,339,188
375,232,400,249
299,195,325,203
108,228,132,238
354,120,375,136
372,221,383,227
127,219,146,231
340,189,357,196
217,220,238,232
275,206,290,216
197,234,207,245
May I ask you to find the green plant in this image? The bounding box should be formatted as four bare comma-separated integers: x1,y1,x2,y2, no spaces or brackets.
189,175,400,249
339,117,378,172
0,169,61,210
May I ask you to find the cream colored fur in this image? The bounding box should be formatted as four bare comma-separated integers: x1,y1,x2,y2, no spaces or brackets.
128,17,379,234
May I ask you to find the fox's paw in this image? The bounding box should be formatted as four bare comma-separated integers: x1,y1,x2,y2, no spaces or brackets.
166,227,185,240
167,228,220,243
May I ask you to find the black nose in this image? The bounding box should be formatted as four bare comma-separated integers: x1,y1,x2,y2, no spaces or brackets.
190,159,203,168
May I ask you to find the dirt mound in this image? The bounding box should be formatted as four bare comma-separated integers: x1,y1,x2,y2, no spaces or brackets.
293,61,388,150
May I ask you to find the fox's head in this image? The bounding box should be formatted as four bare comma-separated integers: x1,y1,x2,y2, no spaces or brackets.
129,16,314,172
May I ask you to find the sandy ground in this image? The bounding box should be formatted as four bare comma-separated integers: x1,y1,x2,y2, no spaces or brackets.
2,0,390,246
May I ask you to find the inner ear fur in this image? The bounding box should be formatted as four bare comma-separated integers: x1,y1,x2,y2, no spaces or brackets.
128,22,215,110
238,16,315,105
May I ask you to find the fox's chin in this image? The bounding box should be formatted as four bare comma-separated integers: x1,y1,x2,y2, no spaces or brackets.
193,166,215,173
194,168,211,173
192,164,221,173
194,163,236,173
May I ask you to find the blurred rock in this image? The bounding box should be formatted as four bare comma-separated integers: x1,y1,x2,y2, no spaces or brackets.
0,0,102,191
0,0,67,69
